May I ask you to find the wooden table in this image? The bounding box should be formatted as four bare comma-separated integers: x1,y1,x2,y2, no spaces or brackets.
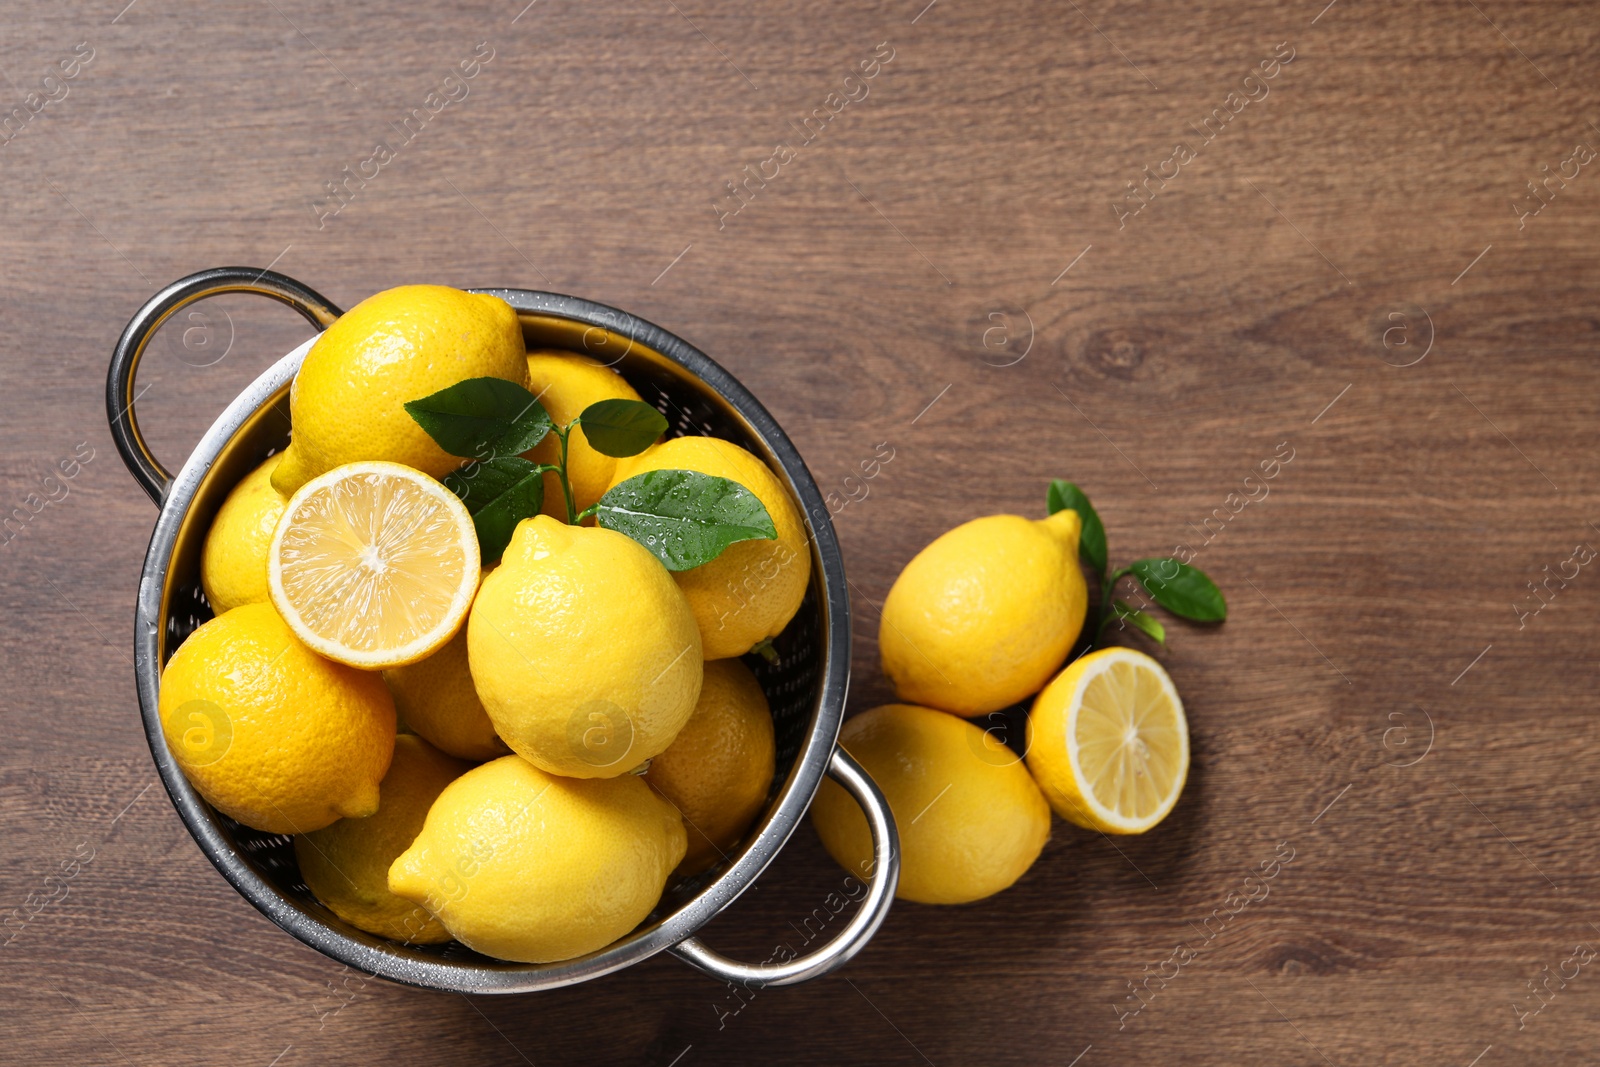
5,0,1598,1062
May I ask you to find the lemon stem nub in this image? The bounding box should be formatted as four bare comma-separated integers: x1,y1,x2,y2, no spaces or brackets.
1041,506,1082,551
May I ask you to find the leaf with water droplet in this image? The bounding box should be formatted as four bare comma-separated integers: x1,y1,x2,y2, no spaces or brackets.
595,469,776,570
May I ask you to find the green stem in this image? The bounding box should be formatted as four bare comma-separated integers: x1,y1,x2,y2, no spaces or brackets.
1101,564,1132,607
575,503,601,524
554,422,578,525
1095,612,1116,642
1094,566,1135,643
1096,603,1130,640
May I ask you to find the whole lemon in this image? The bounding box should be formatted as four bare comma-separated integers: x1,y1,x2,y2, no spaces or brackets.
467,516,702,778
295,735,472,942
271,285,528,496
610,436,810,659
200,454,286,614
644,658,775,874
388,754,686,963
811,704,1051,905
523,351,648,520
879,511,1087,716
382,626,508,762
158,602,396,834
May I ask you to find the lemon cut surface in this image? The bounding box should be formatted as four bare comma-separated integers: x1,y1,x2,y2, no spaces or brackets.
269,461,479,670
1026,647,1189,834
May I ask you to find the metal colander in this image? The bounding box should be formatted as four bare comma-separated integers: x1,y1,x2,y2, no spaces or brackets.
107,268,898,993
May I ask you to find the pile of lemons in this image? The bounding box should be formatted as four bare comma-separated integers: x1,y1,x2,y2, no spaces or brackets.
811,510,1193,906
164,286,805,963
163,283,1196,964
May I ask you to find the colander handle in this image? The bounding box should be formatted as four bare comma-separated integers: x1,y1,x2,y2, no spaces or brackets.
669,747,900,988
106,267,342,506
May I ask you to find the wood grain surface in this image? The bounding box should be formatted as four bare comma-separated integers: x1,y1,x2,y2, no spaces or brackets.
4,0,1599,1063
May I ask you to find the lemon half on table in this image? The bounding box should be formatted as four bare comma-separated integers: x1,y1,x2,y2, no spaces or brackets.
268,461,479,671
1026,647,1189,835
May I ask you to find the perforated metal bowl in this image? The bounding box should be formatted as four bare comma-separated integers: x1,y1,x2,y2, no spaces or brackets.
106,267,898,993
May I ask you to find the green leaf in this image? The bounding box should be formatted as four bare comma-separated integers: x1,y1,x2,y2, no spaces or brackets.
1129,558,1227,622
1047,480,1107,578
594,469,776,571
404,377,552,459
578,399,668,458
1112,600,1166,645
444,456,545,563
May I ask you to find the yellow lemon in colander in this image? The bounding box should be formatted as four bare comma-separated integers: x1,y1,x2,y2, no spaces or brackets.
610,436,810,660
467,516,702,778
522,350,650,520
158,602,395,835
200,454,286,614
271,285,527,496
645,658,775,874
388,755,685,963
295,735,472,943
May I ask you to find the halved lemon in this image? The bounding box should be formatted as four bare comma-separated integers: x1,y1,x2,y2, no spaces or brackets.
1025,647,1189,834
268,461,479,670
